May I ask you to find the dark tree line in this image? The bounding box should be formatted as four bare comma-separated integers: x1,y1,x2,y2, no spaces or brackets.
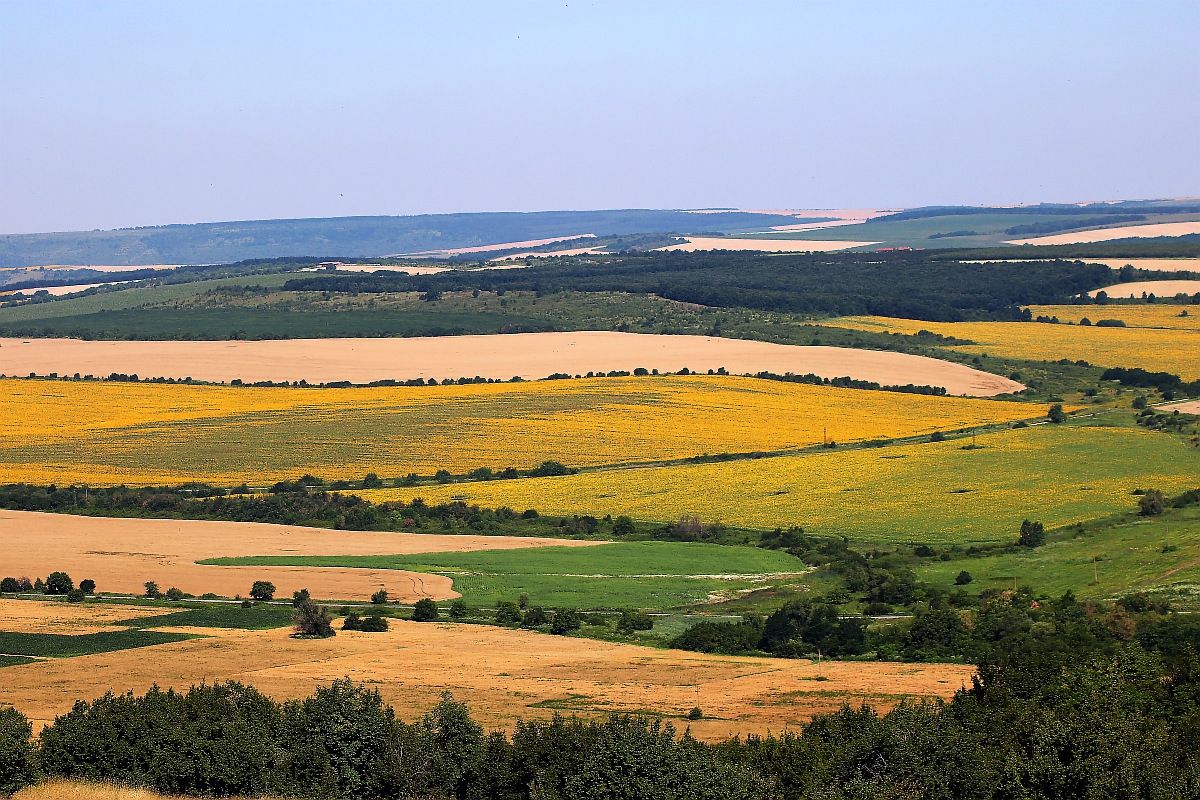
282,251,1116,322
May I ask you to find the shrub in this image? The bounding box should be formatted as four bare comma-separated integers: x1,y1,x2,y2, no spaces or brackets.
1139,489,1166,516
1132,395,1148,409
66,588,85,603
292,588,311,607
79,579,96,594
612,515,636,537
362,472,383,489
930,430,946,442
342,611,363,631
144,581,162,599
617,609,654,634
413,598,438,622
360,614,389,632
45,571,73,595
449,599,469,619
250,580,276,601
166,587,184,601
293,600,335,637
371,589,389,605
1018,519,1046,548
521,607,549,628
687,707,703,721
0,706,38,794
495,601,522,625
550,609,581,635
955,571,973,585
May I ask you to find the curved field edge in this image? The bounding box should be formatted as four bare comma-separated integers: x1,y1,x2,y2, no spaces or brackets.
200,541,815,609
0,375,1048,486
358,424,1200,545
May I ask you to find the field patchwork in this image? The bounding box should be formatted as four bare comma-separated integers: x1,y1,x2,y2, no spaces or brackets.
1024,304,1200,330
0,375,1046,485
821,315,1200,380
362,424,1200,544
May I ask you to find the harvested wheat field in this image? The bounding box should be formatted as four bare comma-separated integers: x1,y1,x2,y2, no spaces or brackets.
1005,220,1200,245
657,236,877,252
0,613,973,741
1089,280,1200,298
1084,258,1200,273
822,315,1200,380
0,599,168,634
0,511,597,601
1024,304,1200,330
0,332,1021,394
0,374,1040,485
13,779,199,800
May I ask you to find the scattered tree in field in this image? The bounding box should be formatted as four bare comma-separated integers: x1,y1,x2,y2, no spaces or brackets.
292,588,311,607
342,611,363,630
550,608,581,635
360,614,389,632
0,577,19,593
33,578,45,592
688,707,703,720
66,588,85,603
249,580,276,601
449,599,469,619
520,607,548,628
1047,404,1067,423
166,587,184,601
293,599,335,637
495,601,522,625
612,515,636,537
413,598,438,621
1132,395,1148,410
955,571,973,585
362,472,383,489
930,430,946,443
144,581,162,599
1139,489,1166,516
79,579,96,594
617,609,654,634
45,571,73,595
1018,519,1046,548
371,589,389,605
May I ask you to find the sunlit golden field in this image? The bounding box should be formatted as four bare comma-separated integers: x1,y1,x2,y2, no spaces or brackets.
0,375,1046,485
363,424,1200,544
822,316,1200,380
1024,304,1200,331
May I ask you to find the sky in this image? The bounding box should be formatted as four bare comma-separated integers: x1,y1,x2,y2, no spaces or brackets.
1,0,1197,234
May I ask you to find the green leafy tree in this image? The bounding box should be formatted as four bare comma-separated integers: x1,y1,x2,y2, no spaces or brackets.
362,472,383,489
495,601,522,625
66,588,85,603
1139,489,1166,516
449,599,469,619
413,598,439,622
250,580,276,601
45,571,73,595
0,706,39,794
617,609,654,634
955,571,973,585
1018,519,1046,548
292,588,311,607
612,515,636,537
371,589,389,605
79,579,96,594
0,577,20,593
144,581,161,599
1048,403,1067,423
550,608,581,635
360,615,389,632
293,600,335,637
166,587,184,601
520,607,549,628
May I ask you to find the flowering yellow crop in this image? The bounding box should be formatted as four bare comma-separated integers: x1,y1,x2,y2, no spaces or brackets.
1024,305,1200,331
0,375,1048,486
824,316,1200,380
362,424,1200,545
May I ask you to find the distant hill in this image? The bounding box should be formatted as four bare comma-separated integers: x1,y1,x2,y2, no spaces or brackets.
0,210,802,267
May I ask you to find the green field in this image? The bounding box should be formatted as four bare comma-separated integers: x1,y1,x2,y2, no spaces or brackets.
113,601,297,630
0,629,194,658
201,541,813,610
919,504,1200,604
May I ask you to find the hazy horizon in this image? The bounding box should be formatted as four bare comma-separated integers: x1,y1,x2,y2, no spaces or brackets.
2,0,1198,235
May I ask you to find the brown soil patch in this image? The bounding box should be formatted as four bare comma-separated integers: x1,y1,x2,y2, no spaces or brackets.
0,599,167,634
0,510,599,602
1089,280,1200,298
658,237,877,252
0,617,974,741
1006,221,1200,245
0,333,1020,396
1161,399,1200,414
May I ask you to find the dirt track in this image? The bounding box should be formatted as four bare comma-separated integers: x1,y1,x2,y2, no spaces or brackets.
0,510,598,601
0,332,1023,396
0,606,974,741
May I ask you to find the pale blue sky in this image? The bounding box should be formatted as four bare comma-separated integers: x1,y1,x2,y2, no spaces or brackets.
1,0,1197,233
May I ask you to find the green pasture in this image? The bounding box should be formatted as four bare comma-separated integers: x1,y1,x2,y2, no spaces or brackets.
919,504,1200,604
114,601,297,630
0,629,193,659
202,541,813,610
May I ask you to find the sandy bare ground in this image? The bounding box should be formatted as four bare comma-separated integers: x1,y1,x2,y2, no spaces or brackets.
1006,221,1200,245
0,333,1022,395
398,234,596,257
1,281,134,297
658,236,878,253
1161,399,1200,414
0,610,974,740
0,510,599,602
1089,280,1200,298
